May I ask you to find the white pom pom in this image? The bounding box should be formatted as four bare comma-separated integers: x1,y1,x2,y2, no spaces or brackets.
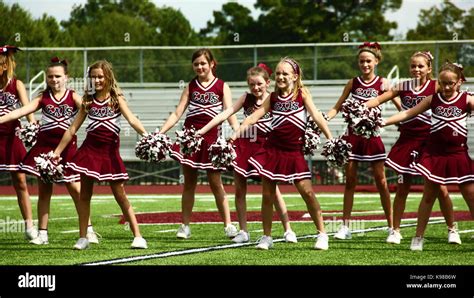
135,130,172,162
208,138,236,168
34,151,64,183
175,126,203,156
15,122,40,147
321,138,352,168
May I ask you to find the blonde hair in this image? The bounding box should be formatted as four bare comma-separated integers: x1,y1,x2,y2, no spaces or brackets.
275,57,310,100
411,51,434,79
83,60,123,112
0,53,16,85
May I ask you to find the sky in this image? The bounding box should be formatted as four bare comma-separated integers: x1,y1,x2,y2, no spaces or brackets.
5,0,474,39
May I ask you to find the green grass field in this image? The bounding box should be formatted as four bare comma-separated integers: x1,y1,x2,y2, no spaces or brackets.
1,192,473,266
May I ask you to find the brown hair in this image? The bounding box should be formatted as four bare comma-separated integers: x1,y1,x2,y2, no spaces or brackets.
439,61,466,83
39,57,69,95
191,48,217,75
247,63,272,82
358,42,383,62
83,60,123,111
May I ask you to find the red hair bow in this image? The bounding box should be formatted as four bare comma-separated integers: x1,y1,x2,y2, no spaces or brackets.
257,63,273,76
51,56,68,66
358,42,381,50
1,45,21,55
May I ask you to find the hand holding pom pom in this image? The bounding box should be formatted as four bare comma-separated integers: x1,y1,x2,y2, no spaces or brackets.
321,138,352,168
208,137,236,169
175,126,203,156
303,112,328,156
15,122,40,148
135,130,172,162
34,151,64,183
342,99,383,139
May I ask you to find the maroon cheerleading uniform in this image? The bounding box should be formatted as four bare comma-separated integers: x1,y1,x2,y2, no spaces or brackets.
342,76,386,161
232,93,272,177
170,77,225,170
385,79,434,175
67,97,128,181
21,90,79,182
0,77,27,171
413,91,474,184
249,90,310,182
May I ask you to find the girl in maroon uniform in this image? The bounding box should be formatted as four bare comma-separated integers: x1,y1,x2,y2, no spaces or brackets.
366,51,459,245
159,48,238,240
197,64,297,244
54,60,147,250
327,42,393,240
0,45,37,240
230,57,332,250
384,62,474,251
0,57,97,245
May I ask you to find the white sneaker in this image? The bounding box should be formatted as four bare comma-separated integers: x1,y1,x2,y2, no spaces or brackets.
176,224,191,239
25,226,38,240
232,230,250,243
30,232,48,245
224,224,238,238
386,230,402,244
314,233,329,250
131,237,148,249
334,225,352,240
86,231,101,244
448,229,461,245
410,236,424,251
256,236,273,250
284,230,298,243
73,237,89,250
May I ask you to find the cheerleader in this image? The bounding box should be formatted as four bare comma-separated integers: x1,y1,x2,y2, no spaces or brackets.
0,45,37,240
366,51,459,245
53,60,147,250
327,42,393,240
230,57,332,250
159,48,238,239
197,63,297,244
0,57,98,245
384,62,474,251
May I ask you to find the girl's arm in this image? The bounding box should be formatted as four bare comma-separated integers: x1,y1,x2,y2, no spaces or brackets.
304,92,333,140
53,107,87,156
390,97,402,111
159,86,190,134
119,96,147,136
223,83,239,131
72,92,83,109
326,79,352,120
0,96,41,124
16,79,36,123
198,93,245,136
230,98,269,141
384,95,432,126
365,89,399,108
466,94,474,113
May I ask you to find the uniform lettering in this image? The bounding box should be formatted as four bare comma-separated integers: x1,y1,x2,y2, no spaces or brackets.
44,104,74,118
355,87,378,98
191,91,219,104
402,95,425,108
434,106,463,117
0,92,18,105
274,101,299,112
89,106,115,117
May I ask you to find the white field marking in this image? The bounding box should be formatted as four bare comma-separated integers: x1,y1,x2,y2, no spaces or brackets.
458,229,474,234
60,230,80,234
0,193,465,201
81,219,447,266
155,229,178,233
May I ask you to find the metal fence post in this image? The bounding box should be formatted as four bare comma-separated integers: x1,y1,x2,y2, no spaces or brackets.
139,48,144,83
313,45,318,80
83,49,88,76
253,46,257,66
